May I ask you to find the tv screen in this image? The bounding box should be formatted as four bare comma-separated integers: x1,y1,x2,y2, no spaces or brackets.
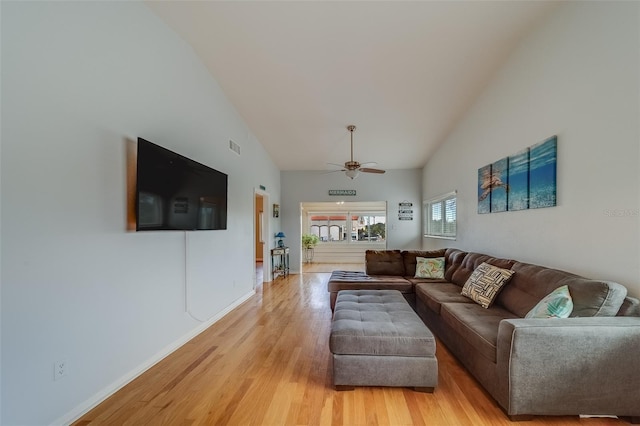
136,138,227,231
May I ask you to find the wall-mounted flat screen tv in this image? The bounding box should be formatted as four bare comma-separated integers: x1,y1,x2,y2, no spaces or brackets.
136,138,227,231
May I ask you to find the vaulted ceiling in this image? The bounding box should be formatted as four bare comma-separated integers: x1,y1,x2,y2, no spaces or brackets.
147,1,558,172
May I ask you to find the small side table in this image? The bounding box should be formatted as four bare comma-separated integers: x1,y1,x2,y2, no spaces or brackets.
271,247,290,279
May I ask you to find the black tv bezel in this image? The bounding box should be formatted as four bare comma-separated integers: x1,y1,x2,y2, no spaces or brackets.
135,138,228,231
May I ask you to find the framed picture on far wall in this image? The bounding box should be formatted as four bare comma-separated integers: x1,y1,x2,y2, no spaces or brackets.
508,148,530,211
273,203,280,218
477,164,492,214
529,136,557,209
477,135,557,214
490,157,508,213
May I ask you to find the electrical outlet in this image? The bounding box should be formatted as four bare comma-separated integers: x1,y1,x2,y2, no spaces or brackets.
54,360,67,381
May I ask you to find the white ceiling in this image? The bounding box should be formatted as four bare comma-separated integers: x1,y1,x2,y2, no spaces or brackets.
147,1,558,172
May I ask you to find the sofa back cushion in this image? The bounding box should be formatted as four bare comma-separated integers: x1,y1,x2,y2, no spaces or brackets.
365,250,405,276
496,261,628,317
443,248,467,282
402,249,446,277
617,297,640,317
447,251,515,287
569,280,627,317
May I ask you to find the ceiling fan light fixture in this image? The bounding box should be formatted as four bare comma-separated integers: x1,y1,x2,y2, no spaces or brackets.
345,169,359,179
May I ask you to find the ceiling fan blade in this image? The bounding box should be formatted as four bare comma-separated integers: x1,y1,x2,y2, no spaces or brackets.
359,162,378,168
360,168,386,174
321,169,346,175
326,162,347,169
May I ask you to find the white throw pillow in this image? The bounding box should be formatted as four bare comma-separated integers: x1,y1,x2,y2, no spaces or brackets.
461,262,515,309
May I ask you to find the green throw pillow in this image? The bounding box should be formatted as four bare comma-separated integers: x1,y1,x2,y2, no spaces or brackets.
525,285,574,319
415,256,445,279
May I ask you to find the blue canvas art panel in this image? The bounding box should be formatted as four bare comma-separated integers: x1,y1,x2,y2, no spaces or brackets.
529,136,557,209
490,157,508,212
477,164,491,214
507,148,530,211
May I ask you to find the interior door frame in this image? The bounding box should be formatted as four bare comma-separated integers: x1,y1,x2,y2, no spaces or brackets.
254,188,271,286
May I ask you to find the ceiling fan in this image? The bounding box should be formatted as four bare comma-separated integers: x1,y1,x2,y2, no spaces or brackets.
327,125,386,179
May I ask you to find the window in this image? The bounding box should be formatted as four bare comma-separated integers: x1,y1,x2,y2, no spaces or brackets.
352,214,386,241
424,191,457,239
307,209,386,244
309,213,347,241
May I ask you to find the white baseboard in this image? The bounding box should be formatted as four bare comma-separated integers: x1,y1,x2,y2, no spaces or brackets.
53,290,255,426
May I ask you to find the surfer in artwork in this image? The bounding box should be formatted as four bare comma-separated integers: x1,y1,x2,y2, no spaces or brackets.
478,168,509,202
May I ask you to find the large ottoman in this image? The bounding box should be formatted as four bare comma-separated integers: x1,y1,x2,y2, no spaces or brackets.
329,289,438,392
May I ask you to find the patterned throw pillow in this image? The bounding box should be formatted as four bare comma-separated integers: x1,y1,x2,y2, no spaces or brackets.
461,262,515,309
415,257,445,279
525,285,574,318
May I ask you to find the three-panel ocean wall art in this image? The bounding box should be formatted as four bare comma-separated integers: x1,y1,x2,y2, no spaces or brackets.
478,135,557,214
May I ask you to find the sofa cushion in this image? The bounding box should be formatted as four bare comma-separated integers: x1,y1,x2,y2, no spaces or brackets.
569,280,627,317
449,252,515,287
617,297,640,317
497,262,576,317
415,257,445,279
444,249,468,287
443,249,468,284
461,262,515,309
525,285,573,319
402,249,447,277
415,282,474,314
365,250,405,276
407,277,449,286
440,302,518,363
496,262,627,318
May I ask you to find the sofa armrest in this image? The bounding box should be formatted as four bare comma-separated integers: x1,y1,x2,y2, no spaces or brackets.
496,317,640,419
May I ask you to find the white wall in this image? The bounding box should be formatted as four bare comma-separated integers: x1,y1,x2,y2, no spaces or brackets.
0,2,281,425
422,2,640,297
282,169,422,272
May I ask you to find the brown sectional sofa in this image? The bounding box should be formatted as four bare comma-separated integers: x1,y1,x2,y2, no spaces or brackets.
327,248,640,422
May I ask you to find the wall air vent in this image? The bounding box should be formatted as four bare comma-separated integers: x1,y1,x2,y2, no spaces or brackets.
229,139,241,155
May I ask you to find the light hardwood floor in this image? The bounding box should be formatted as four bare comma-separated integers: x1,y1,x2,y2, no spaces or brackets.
302,263,365,273
74,267,623,425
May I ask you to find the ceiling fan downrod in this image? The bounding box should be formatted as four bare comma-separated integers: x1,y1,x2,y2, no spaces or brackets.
347,125,356,163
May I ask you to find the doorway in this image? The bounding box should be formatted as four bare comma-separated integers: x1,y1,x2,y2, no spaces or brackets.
300,201,386,265
254,190,270,286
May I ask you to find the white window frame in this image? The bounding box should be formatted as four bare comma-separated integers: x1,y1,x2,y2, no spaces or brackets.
423,191,457,240
307,210,386,245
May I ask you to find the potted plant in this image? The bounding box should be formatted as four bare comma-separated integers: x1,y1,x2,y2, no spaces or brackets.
302,234,319,263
